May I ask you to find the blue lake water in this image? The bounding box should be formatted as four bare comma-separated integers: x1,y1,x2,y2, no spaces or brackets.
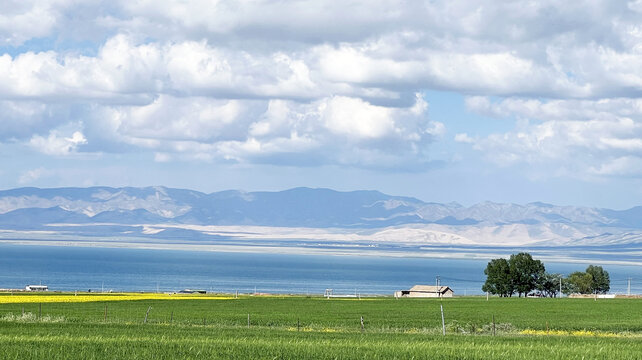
0,244,640,295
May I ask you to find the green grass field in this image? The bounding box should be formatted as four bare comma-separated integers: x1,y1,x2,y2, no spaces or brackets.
1,294,641,359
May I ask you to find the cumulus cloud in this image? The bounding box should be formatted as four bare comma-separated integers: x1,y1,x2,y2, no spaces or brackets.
2,0,642,174
84,94,438,168
463,97,642,177
18,167,50,184
0,100,71,140
29,130,87,155
0,35,327,103
0,1,62,46
1,2,642,103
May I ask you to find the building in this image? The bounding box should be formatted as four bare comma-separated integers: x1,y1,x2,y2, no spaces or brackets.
178,289,206,294
394,285,454,298
25,285,48,292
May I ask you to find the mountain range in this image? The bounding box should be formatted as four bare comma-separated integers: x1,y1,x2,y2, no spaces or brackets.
1,186,641,248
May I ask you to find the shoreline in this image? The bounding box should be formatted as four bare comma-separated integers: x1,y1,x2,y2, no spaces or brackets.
1,238,641,267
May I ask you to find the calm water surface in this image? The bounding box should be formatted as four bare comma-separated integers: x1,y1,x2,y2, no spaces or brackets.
0,244,640,295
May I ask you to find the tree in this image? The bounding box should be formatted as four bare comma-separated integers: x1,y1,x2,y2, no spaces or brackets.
585,265,610,294
563,271,593,295
482,258,513,297
537,272,561,298
509,253,545,297
562,266,611,295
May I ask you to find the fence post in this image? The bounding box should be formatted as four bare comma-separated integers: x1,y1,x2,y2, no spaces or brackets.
360,316,365,332
492,314,496,336
297,318,300,332
144,306,152,324
440,304,445,336
170,310,173,323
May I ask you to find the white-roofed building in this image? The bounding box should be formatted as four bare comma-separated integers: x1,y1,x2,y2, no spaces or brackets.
394,285,453,298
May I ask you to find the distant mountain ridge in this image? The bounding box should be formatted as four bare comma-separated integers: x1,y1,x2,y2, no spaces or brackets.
1,186,641,247
0,186,633,228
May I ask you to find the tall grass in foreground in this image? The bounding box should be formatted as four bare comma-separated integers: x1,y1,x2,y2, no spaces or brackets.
0,322,640,359
0,295,641,359
1,295,641,332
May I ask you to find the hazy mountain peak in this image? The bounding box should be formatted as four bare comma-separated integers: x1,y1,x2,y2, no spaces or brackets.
0,186,640,247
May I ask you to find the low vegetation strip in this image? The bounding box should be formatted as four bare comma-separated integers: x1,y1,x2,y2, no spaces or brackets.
0,295,640,358
520,329,642,338
0,323,640,359
0,293,234,304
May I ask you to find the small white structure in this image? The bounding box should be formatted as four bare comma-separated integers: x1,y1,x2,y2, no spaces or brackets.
25,285,48,292
395,285,454,298
179,289,206,294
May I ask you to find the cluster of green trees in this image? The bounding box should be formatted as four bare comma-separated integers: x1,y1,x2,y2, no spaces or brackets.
563,265,610,295
482,252,610,297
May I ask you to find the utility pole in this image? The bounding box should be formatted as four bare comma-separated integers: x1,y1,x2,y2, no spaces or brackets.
440,304,446,335
628,278,632,296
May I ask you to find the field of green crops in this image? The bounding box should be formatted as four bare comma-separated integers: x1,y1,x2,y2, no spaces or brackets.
1,294,641,359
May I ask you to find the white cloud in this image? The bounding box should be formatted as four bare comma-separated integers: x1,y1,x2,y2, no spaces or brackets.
112,95,246,141
320,96,395,139
588,156,642,176
18,167,50,184
425,122,445,138
0,100,70,140
83,93,437,168
2,0,642,175
29,130,87,155
1,1,641,103
454,133,474,144
0,35,328,103
0,1,61,46
462,97,642,177
466,96,642,122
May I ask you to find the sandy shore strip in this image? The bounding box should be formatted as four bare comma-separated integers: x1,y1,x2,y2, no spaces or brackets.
0,238,641,266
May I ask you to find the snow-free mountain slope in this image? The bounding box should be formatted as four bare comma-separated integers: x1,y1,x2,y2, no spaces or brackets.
0,186,640,247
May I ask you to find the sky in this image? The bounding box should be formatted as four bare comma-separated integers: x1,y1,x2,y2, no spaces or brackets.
1,0,642,209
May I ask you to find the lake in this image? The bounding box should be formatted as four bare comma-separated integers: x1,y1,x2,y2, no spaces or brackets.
0,243,640,295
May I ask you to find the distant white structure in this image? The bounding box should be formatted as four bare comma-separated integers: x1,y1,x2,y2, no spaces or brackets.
178,289,206,294
25,285,48,292
395,285,454,298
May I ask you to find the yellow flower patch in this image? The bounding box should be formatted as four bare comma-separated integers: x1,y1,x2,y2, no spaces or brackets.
285,327,342,333
0,293,234,304
520,329,628,338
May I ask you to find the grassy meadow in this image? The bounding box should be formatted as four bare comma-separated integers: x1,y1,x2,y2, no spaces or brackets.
0,293,641,359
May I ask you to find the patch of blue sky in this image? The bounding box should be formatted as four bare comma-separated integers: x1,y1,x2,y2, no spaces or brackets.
0,36,101,57
423,90,513,137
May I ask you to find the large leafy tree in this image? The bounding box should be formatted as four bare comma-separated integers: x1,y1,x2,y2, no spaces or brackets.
563,271,594,294
482,258,513,297
537,272,562,298
585,265,610,294
562,266,611,295
509,252,545,297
